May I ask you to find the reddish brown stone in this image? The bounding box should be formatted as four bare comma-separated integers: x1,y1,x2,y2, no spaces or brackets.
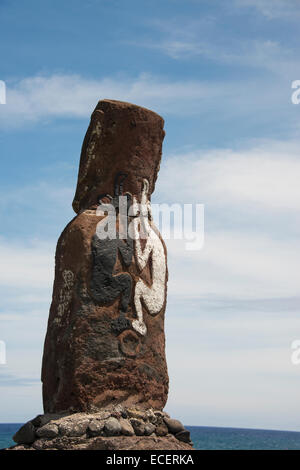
41,100,169,413
72,99,165,214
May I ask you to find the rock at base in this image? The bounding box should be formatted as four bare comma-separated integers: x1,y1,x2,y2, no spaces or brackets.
12,422,35,445
8,407,193,450
10,435,193,451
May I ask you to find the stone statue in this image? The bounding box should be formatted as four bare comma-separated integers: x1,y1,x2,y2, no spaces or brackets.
41,99,169,413
10,100,193,450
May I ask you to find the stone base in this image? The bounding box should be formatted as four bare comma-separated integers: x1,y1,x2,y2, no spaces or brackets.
10,435,192,451
8,406,194,451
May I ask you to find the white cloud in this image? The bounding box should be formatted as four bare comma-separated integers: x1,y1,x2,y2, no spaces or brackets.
234,0,300,19
128,17,300,81
128,18,216,60
158,141,300,210
0,69,296,128
0,238,54,289
166,231,300,299
153,140,300,300
0,73,223,126
0,180,73,210
165,310,300,431
0,302,47,423
221,40,300,77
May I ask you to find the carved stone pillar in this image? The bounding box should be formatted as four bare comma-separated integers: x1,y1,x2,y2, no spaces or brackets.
41,100,169,413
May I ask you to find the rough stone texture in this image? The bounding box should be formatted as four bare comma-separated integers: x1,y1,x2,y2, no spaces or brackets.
72,99,165,214
59,420,89,437
130,418,145,436
155,423,169,437
164,417,185,434
104,417,122,436
41,100,168,414
175,430,192,444
31,413,67,428
144,422,156,436
145,409,157,423
119,418,134,436
9,435,193,451
127,408,146,420
12,422,35,445
84,434,193,451
88,419,105,437
9,408,194,450
36,423,59,439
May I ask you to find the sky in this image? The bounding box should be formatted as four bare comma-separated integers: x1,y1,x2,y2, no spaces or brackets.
0,0,300,431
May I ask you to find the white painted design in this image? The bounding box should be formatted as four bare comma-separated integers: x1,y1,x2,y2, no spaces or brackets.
54,269,75,325
132,179,166,336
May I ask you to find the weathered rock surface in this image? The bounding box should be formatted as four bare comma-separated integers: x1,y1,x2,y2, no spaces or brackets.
12,422,35,445
88,419,105,437
104,417,122,436
41,99,168,414
144,422,156,436
10,435,193,451
119,418,135,436
8,408,193,450
175,430,192,444
130,418,145,436
36,423,59,439
164,417,185,434
155,423,169,437
72,99,165,214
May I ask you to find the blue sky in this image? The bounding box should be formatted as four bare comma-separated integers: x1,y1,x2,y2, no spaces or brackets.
1,0,300,431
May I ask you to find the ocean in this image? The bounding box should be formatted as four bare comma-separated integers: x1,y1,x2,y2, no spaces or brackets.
1,423,300,450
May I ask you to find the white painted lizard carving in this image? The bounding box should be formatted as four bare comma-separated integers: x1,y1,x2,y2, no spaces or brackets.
131,179,167,336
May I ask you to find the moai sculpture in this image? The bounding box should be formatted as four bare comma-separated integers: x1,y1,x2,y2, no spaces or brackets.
41,100,169,413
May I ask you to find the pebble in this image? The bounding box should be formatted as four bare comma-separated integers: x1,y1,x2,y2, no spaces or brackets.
36,423,59,439
59,419,89,437
13,421,36,445
155,423,168,436
127,409,146,420
104,417,121,436
88,419,105,437
130,418,145,436
163,418,184,434
144,423,156,436
119,418,135,436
